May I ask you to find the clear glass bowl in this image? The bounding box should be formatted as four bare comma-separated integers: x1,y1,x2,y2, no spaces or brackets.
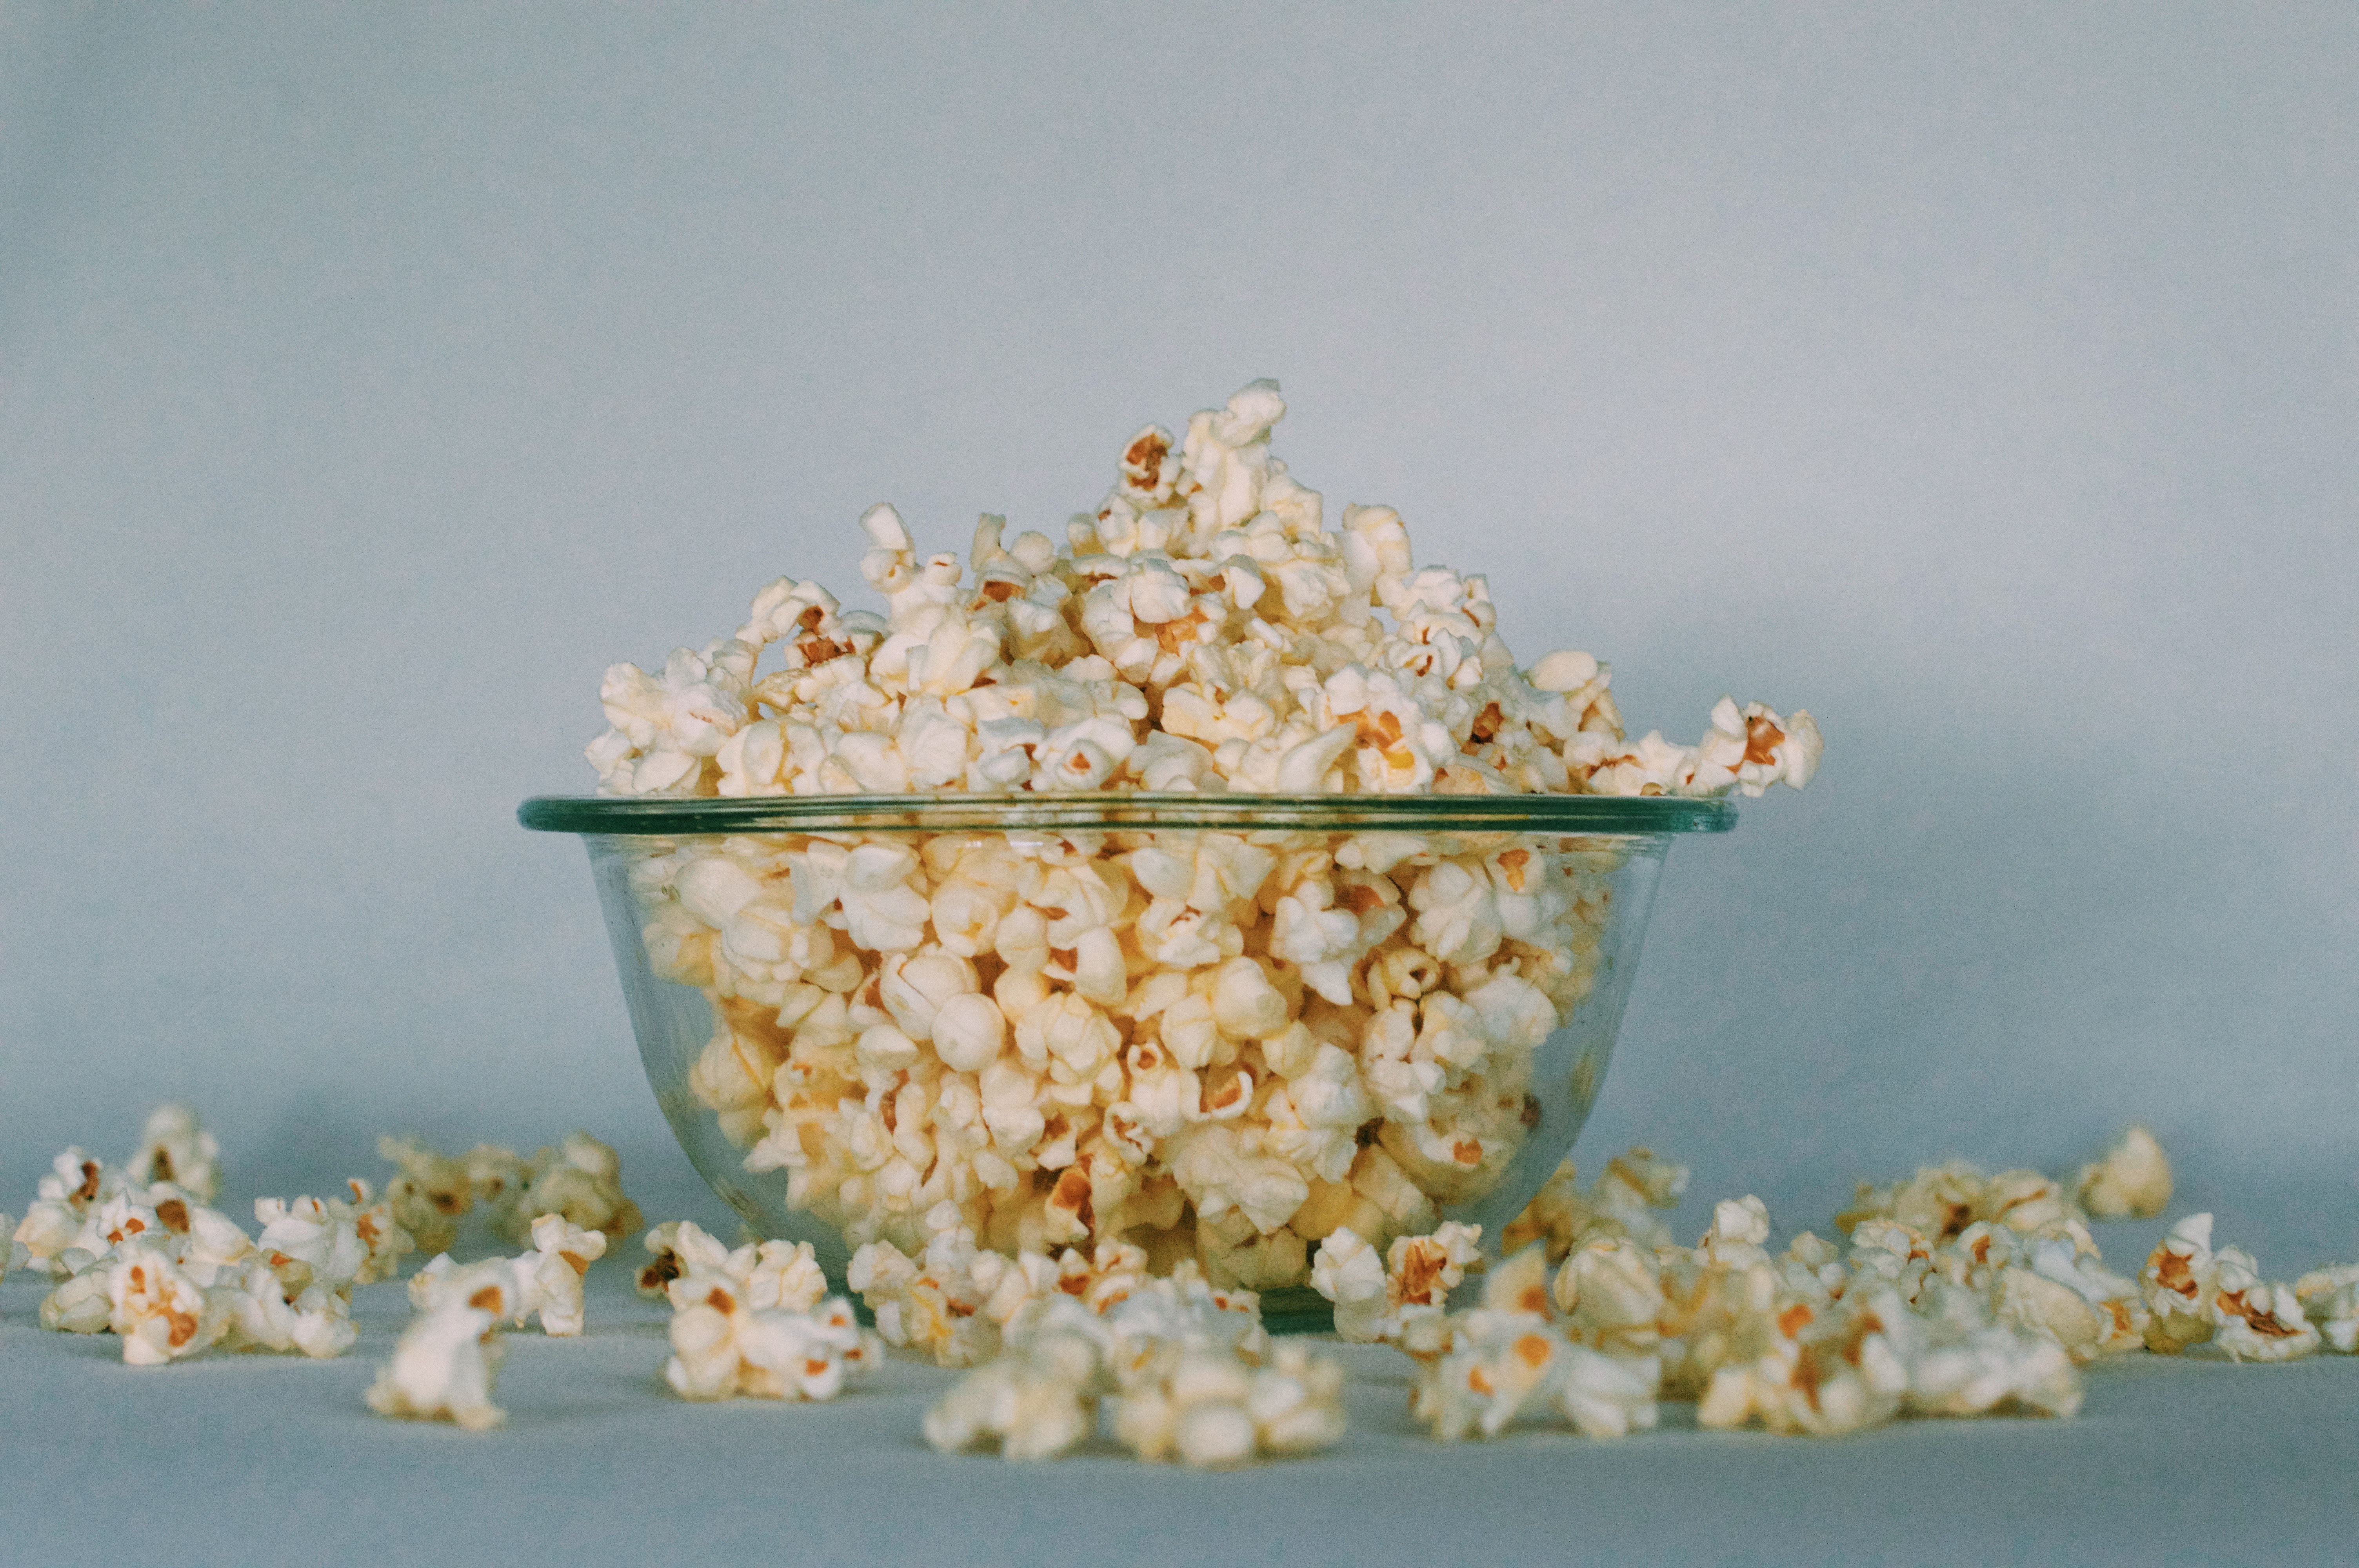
520,792,1731,1328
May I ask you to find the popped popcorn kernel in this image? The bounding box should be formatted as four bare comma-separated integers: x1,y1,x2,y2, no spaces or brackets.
365,1307,507,1430
2072,1124,2173,1220
125,1105,222,1203
2294,1264,2359,1354
663,1283,882,1404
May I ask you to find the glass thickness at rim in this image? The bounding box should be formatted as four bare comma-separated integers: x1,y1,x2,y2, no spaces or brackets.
517,791,1735,836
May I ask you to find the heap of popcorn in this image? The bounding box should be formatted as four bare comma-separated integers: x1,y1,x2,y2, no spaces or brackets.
13,1110,2359,1461
581,381,1825,1294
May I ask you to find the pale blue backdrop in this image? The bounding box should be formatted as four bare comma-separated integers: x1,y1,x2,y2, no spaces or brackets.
2,8,2355,1560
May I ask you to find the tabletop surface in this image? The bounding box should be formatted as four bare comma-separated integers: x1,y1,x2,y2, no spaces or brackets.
7,1255,2354,1568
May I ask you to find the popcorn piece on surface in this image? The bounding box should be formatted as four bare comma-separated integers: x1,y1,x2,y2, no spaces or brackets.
2072,1125,2172,1221
928,1260,1330,1465
40,1263,116,1334
380,1136,475,1256
2294,1264,2359,1354
1501,1147,1689,1262
410,1253,532,1324
2140,1214,2221,1353
365,1307,507,1430
663,1269,882,1403
1308,1221,1483,1347
502,1132,643,1248
106,1243,229,1366
216,1260,358,1359
125,1105,222,1202
2208,1257,2320,1364
925,1311,1107,1461
254,1194,371,1295
520,1213,609,1336
1113,1341,1348,1466
15,1148,117,1277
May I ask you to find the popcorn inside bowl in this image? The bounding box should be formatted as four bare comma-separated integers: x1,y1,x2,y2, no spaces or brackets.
547,381,1819,1300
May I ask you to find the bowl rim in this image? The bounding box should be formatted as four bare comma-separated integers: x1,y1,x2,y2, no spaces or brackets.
516,791,1736,836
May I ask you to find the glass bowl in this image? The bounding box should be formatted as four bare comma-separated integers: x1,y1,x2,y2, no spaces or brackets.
519,791,1731,1328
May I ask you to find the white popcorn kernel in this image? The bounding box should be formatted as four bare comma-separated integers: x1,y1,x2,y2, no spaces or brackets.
366,1306,507,1430
255,1196,369,1296
2210,1254,2320,1363
2294,1264,2359,1354
218,1259,358,1360
125,1104,222,1202
1526,650,1599,694
40,1264,116,1334
502,1131,644,1249
520,1213,609,1336
933,992,1009,1072
2072,1124,2172,1220
745,1239,829,1313
2140,1213,2220,1353
107,1243,229,1366
926,1322,1106,1461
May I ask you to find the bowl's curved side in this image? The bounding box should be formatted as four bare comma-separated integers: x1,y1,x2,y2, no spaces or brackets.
577,824,1688,1330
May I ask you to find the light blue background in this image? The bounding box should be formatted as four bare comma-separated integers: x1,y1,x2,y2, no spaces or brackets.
2,10,2355,1559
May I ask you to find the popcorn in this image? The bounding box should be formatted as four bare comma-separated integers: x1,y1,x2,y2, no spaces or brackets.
499,1132,643,1249
662,1268,882,1403
14,1148,115,1277
2140,1213,2222,1353
2208,1254,2320,1363
1307,1221,1484,1346
925,1303,1109,1460
216,1260,358,1359
379,1136,475,1256
124,1104,221,1202
1113,1341,1349,1466
927,1258,1339,1466
409,1254,531,1323
106,1243,229,1366
40,1265,116,1334
365,1307,507,1430
2072,1124,2173,1220
587,381,1823,1292
254,1193,374,1294
1407,1245,1662,1441
520,1214,608,1336
1501,1147,1689,1261
2294,1264,2359,1353
1897,1287,2085,1419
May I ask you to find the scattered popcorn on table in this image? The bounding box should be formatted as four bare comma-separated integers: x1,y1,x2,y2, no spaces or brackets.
520,1214,609,1336
925,1259,1344,1466
378,1131,638,1258
2140,1213,2223,1354
2294,1264,2359,1354
2072,1124,2173,1220
123,1105,222,1203
499,1132,643,1249
583,381,1823,1292
1308,1220,1483,1345
379,1136,476,1256
2208,1251,2320,1364
365,1306,507,1431
662,1266,881,1403
217,1259,358,1359
107,1243,231,1365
